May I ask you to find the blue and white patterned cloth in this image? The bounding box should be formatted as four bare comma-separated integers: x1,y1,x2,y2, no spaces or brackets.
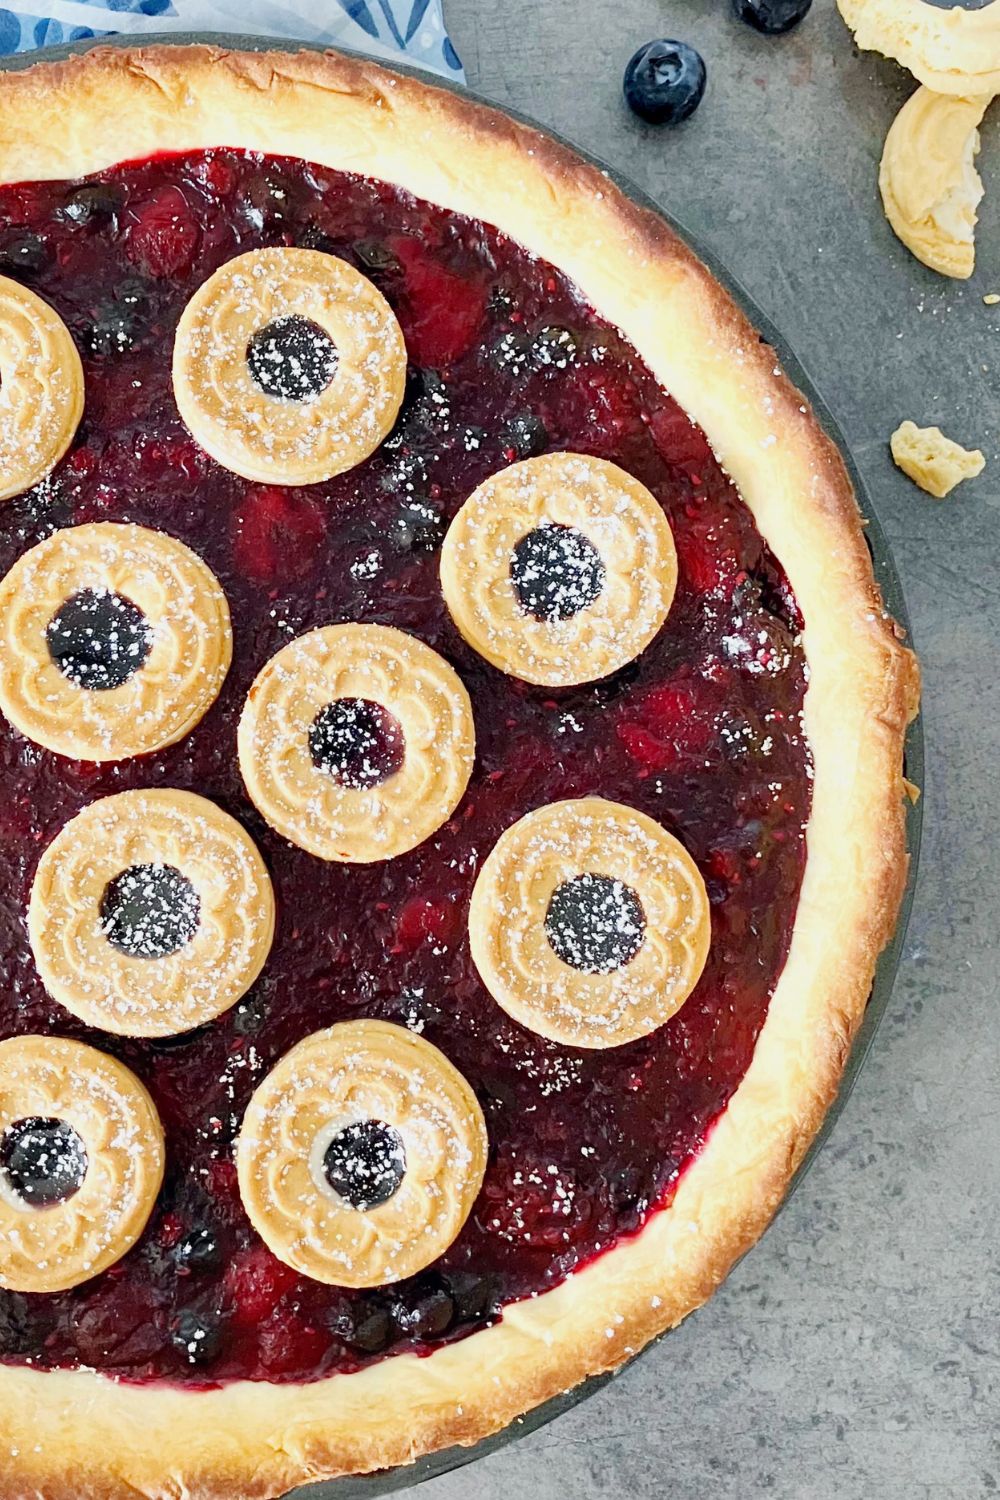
0,0,463,79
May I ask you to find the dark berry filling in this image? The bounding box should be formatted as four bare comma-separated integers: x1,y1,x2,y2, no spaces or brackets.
246,315,338,402
100,864,200,959
0,1117,88,1207
0,148,809,1387
510,523,606,622
309,699,405,788
545,873,646,974
323,1120,407,1211
46,587,153,691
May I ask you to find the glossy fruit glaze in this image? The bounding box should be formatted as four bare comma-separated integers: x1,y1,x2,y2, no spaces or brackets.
0,149,810,1385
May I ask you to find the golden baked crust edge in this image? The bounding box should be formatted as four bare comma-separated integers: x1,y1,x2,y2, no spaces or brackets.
0,42,920,1500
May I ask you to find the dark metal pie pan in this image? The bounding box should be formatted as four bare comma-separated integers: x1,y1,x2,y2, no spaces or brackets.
0,32,924,1499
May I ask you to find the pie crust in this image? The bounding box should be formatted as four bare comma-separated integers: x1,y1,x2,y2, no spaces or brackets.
0,43,919,1500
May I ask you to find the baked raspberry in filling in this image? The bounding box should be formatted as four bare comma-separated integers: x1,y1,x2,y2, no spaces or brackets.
0,149,809,1385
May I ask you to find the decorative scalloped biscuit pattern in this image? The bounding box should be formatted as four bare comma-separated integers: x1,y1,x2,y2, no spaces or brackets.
28,789,275,1037
236,1020,488,1287
0,276,83,503
172,247,407,485
238,623,475,863
469,797,711,1049
0,1034,164,1293
0,522,232,762
440,452,677,687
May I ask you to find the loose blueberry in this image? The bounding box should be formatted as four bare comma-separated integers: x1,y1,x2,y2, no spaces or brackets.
61,184,121,227
296,223,338,254
389,498,446,554
732,0,812,34
623,40,707,126
0,232,51,279
171,1309,224,1366
354,239,401,275
500,411,549,459
0,1294,35,1356
329,1299,394,1354
174,1227,223,1276
83,279,149,358
443,1270,496,1322
532,326,578,369
489,328,531,377
393,1289,454,1341
241,171,299,232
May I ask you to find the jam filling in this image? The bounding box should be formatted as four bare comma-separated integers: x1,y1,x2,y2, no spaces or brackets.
323,1120,407,1212
308,698,405,789
99,863,201,960
510,522,606,622
0,149,809,1385
0,1118,88,1207
46,587,153,690
544,873,646,974
245,314,338,402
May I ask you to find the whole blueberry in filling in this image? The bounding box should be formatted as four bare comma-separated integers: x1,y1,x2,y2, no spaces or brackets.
510,523,606,622
0,1117,88,1207
323,1120,406,1211
545,873,646,974
246,315,338,401
100,864,200,959
46,588,154,691
309,699,405,788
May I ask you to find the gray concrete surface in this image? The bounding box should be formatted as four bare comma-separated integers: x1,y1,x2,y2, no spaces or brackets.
421,2,1000,1497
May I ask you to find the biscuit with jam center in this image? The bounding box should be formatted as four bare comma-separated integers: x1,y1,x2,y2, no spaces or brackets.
173,247,407,484
0,276,84,502
236,1020,488,1287
469,796,710,1048
0,522,231,762
238,623,475,863
28,789,275,1037
441,453,677,687
0,1034,164,1293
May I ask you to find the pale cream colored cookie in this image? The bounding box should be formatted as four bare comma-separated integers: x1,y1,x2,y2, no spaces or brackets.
879,87,991,278
0,522,231,762
0,1034,164,1293
441,453,677,687
890,419,985,495
838,0,1000,96
28,788,275,1037
0,276,84,502
469,797,711,1049
236,1020,488,1287
238,623,475,863
173,247,407,484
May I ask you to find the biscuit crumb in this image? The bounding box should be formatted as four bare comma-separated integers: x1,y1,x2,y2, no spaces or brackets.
984,293,1000,305
890,419,985,497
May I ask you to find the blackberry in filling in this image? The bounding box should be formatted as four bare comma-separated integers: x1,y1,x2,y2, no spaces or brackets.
322,1121,407,1211
46,588,153,690
100,864,200,959
246,315,338,401
0,1118,87,1207
309,699,405,788
0,148,809,1386
510,523,606,622
545,873,646,974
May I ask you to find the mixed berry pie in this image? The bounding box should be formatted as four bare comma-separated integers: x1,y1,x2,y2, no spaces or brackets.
0,44,919,1500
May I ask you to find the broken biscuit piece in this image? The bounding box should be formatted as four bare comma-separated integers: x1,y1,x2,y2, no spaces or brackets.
890,419,985,496
838,0,1000,96
880,87,990,278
